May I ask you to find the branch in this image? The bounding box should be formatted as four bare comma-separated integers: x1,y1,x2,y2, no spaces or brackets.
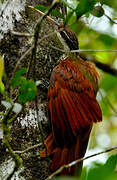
73,49,117,53
10,30,33,37
28,5,59,26
80,53,117,76
45,146,117,180
14,142,42,154
104,14,117,25
93,60,117,76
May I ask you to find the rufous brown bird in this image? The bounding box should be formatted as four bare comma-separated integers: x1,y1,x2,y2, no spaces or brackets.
41,23,102,176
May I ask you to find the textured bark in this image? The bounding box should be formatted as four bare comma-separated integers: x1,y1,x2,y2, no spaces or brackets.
0,0,64,179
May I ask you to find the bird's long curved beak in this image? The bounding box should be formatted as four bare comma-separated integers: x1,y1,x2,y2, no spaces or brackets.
28,6,59,26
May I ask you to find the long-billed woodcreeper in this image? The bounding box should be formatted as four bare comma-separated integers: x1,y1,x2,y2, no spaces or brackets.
41,23,102,175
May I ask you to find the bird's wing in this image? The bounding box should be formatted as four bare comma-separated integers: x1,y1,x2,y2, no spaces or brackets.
48,59,102,146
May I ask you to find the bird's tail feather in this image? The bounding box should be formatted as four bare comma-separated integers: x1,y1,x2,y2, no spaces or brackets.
40,132,90,175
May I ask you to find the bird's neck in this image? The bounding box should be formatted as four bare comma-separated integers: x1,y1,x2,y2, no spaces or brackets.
69,52,79,61
56,30,79,59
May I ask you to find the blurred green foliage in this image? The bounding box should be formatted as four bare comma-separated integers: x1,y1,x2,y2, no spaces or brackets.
75,0,97,18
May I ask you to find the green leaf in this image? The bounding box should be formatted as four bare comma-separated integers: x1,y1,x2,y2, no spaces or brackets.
1,0,4,3
34,5,64,19
87,155,117,180
91,6,104,17
104,154,117,173
75,0,97,18
11,68,27,88
87,163,105,180
11,68,37,104
19,80,37,104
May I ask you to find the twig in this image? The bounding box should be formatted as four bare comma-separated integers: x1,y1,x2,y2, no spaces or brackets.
104,14,117,25
14,142,42,154
45,146,117,180
51,46,117,53
112,18,117,20
50,45,67,52
73,49,117,53
28,5,59,26
10,30,33,37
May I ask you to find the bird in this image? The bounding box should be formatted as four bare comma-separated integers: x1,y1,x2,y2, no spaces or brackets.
40,23,102,176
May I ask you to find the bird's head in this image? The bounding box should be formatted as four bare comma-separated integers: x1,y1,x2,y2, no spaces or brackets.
56,24,79,55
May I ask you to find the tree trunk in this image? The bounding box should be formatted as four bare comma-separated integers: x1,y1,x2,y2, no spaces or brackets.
0,0,64,179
